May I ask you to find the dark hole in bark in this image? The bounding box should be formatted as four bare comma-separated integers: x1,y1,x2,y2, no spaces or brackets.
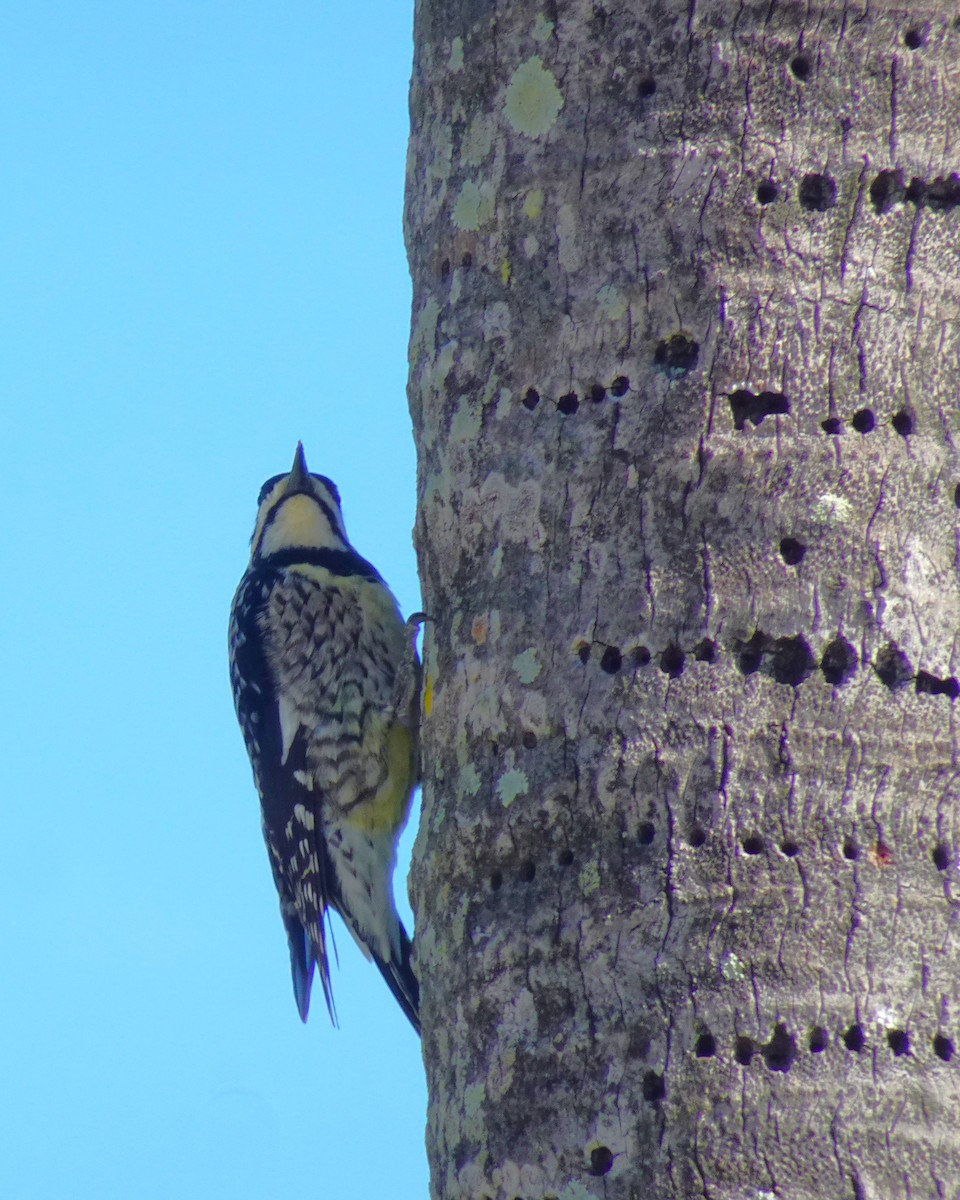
600,646,622,674
694,638,717,663
522,731,537,749
875,643,913,689
843,838,859,861
905,177,926,204
789,53,811,79
522,387,541,410
490,870,503,890
934,1034,955,1061
742,834,764,855
932,843,951,871
821,416,842,434
688,826,707,848
557,392,579,414
729,388,790,429
660,644,685,677
734,1037,755,1065
809,1026,829,1052
695,1032,716,1058
609,375,630,396
632,645,651,666
440,258,450,279
461,251,473,268
589,1146,614,1176
642,1071,666,1102
637,77,657,98
916,671,960,700
589,383,607,402
756,181,779,204
558,848,574,867
851,407,875,433
904,26,925,48
798,172,837,211
654,333,700,377
763,1023,796,1072
770,635,815,686
887,1029,910,1056
926,174,960,210
869,169,904,214
736,632,765,675
892,409,914,436
954,483,960,508
843,1023,865,1052
821,637,858,686
779,536,806,565
518,860,535,883
638,822,656,845
780,839,800,857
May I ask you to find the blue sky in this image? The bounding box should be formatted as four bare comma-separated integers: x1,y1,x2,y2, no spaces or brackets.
0,5,427,1197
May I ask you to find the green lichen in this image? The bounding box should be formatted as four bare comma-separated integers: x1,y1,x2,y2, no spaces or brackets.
720,950,747,981
504,57,563,138
597,284,627,319
812,492,852,524
512,648,542,683
411,298,440,359
426,123,452,184
497,769,529,806
459,763,482,796
460,1083,489,1157
578,859,601,896
532,13,555,42
452,178,494,230
450,395,482,443
523,187,544,218
462,112,494,166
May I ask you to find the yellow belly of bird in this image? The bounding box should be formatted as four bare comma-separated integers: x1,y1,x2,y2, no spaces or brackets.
341,718,416,836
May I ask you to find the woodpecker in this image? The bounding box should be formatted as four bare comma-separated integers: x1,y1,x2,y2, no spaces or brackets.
229,443,421,1032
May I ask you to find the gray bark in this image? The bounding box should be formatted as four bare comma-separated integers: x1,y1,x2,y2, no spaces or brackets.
405,2,960,1197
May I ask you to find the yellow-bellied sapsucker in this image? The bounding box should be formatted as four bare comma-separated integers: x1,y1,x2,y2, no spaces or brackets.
228,443,421,1031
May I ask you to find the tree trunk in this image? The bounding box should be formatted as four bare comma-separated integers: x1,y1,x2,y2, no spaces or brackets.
405,2,960,1196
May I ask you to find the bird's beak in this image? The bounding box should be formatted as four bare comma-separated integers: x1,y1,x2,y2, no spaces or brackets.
284,442,311,495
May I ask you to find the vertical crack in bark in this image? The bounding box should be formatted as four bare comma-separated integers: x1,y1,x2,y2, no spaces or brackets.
888,55,899,163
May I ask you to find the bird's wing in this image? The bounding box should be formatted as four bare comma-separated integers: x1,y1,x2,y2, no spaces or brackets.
229,567,339,1022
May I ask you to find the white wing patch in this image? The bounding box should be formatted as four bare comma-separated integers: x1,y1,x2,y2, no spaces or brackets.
293,802,315,829
278,692,301,766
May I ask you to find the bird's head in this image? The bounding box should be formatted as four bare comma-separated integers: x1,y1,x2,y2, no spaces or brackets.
249,443,349,560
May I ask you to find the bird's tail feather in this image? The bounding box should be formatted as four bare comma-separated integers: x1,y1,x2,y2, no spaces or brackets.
373,923,420,1035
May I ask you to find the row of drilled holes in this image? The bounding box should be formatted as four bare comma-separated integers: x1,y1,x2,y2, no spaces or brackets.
788,29,930,88
575,633,959,698
487,833,953,891
662,825,951,871
525,381,921,439
731,389,916,436
698,1024,955,1067
579,1026,954,1141
753,170,960,213
526,1022,951,1183
520,344,703,413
